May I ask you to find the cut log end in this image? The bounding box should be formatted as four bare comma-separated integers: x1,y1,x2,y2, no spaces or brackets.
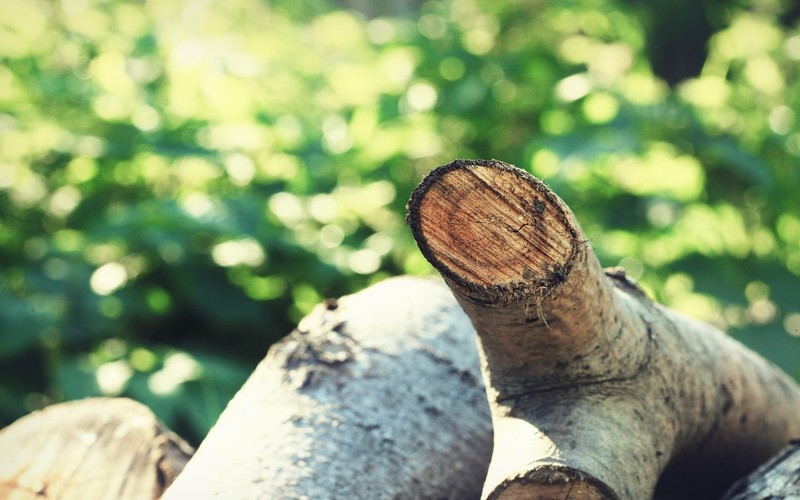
0,398,193,500
407,159,579,305
487,466,619,500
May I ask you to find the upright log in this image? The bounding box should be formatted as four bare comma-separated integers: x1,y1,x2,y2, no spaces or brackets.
406,159,800,499
163,276,492,499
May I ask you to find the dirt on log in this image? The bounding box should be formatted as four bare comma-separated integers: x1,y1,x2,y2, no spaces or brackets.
406,159,800,499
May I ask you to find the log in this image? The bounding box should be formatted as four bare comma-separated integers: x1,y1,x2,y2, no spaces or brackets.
720,439,800,499
163,276,493,499
406,159,800,499
0,397,193,500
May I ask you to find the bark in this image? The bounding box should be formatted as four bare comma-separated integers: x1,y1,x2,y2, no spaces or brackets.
406,159,800,499
720,439,800,499
162,276,493,499
0,397,193,500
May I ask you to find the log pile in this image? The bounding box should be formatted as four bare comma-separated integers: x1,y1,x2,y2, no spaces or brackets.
2,159,799,499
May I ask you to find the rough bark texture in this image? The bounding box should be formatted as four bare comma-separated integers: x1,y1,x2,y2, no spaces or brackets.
0,397,193,500
406,159,800,500
720,439,800,499
163,276,493,499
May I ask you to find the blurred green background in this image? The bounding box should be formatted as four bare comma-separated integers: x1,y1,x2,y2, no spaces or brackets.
1,0,799,445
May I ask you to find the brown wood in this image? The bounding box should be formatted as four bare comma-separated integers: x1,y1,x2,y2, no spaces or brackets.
0,397,193,500
407,159,800,499
409,159,576,298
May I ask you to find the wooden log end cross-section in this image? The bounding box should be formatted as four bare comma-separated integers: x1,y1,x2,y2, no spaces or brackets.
406,159,800,499
0,398,193,500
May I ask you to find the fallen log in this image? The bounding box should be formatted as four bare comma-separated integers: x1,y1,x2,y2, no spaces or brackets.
406,159,800,499
721,439,800,499
0,397,193,500
162,276,493,499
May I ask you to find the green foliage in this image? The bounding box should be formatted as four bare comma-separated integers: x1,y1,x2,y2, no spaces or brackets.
1,0,799,444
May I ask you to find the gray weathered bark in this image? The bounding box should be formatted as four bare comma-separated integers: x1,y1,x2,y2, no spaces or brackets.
720,439,800,499
406,159,800,499
163,276,493,499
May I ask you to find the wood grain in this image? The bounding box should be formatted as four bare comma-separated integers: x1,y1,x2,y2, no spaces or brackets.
408,159,577,304
0,398,193,500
